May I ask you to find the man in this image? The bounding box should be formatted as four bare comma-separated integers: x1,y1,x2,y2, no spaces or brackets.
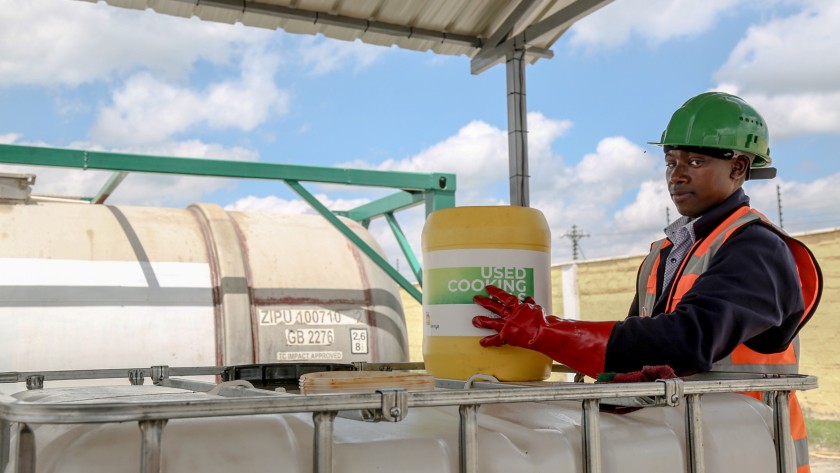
472,92,822,472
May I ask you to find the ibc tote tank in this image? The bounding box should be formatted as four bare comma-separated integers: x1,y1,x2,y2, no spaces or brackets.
0,199,408,388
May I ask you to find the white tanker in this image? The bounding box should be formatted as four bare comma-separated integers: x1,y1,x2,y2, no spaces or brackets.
0,174,409,390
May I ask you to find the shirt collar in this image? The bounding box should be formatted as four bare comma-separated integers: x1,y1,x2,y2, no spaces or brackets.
668,188,751,240
664,215,697,242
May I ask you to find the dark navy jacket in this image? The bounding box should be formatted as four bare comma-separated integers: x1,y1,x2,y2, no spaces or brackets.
604,188,806,374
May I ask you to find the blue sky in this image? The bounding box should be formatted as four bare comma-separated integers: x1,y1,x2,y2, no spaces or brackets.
1,0,840,277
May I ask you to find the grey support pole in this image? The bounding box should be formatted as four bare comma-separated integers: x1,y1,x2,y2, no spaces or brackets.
506,43,530,207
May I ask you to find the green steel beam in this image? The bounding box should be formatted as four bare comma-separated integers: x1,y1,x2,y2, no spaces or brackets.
336,190,431,287
336,190,439,290
286,180,423,303
336,190,424,222
0,144,453,192
384,212,423,286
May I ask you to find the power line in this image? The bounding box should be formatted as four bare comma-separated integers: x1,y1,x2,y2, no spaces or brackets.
777,184,784,230
562,224,590,261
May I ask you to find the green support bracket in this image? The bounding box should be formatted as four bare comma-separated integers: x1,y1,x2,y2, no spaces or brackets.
286,180,423,303
384,212,423,286
338,190,424,222
92,171,129,204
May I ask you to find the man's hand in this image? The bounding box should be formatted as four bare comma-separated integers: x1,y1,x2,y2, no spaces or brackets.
472,285,549,349
471,284,615,379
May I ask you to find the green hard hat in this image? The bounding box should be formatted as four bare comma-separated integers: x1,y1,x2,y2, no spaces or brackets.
650,92,772,168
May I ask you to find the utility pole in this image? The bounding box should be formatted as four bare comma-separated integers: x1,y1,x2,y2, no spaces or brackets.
776,184,784,229
563,225,589,261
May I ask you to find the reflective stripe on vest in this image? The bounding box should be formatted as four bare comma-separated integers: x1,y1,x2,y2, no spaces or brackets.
636,206,822,471
637,239,670,318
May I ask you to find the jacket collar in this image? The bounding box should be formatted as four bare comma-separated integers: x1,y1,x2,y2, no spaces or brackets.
690,188,750,240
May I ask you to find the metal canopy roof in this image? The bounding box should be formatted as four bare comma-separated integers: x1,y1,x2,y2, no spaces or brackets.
81,0,612,74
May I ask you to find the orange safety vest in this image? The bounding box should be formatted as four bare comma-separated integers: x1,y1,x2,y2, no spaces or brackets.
636,206,822,473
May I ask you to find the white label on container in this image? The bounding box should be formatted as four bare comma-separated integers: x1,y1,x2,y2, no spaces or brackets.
423,249,550,337
350,328,369,354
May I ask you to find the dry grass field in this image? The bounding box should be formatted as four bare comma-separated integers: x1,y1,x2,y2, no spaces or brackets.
400,227,840,419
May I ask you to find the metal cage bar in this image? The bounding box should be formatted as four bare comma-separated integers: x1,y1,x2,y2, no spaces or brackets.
773,390,795,473
582,398,602,473
15,423,35,473
139,420,167,473
685,393,704,473
0,368,818,473
458,404,479,473
313,411,338,473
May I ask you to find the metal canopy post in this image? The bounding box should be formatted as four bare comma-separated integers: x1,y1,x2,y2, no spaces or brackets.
470,0,615,207
506,43,530,207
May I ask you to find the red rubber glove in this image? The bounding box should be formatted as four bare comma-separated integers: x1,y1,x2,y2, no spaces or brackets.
472,285,616,379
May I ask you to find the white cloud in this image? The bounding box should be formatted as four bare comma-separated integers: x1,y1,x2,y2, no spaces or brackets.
0,133,20,144
0,1,385,211
613,180,673,231
298,37,389,76
715,2,840,96
573,137,656,200
0,0,270,87
713,2,840,138
733,92,840,139
341,112,572,205
532,137,665,261
91,49,289,146
225,194,369,214
745,174,840,233
335,114,668,264
569,0,740,51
